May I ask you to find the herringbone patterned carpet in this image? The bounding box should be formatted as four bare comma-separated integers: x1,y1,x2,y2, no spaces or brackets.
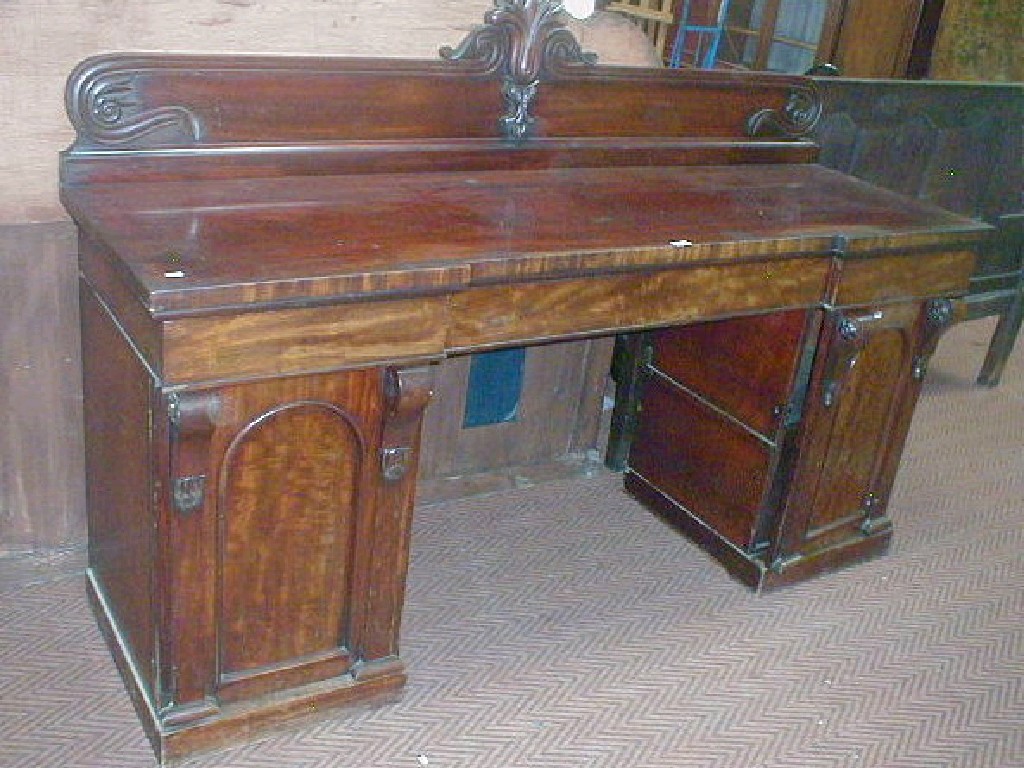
2,318,1022,768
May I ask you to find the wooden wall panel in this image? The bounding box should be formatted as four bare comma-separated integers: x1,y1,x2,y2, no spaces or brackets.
930,0,1023,82
0,222,84,553
417,338,615,503
830,0,924,78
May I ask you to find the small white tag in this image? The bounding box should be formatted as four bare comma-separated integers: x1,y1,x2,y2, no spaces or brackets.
163,270,186,278
669,239,693,248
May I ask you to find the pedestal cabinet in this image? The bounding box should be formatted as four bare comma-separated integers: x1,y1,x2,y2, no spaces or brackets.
625,296,954,590
80,286,433,757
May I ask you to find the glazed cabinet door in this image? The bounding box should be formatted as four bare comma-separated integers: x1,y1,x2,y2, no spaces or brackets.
155,366,432,724
769,299,954,568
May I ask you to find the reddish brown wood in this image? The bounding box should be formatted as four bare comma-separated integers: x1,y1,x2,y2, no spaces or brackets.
217,405,359,696
61,51,814,152
161,298,449,385
778,303,921,553
86,364,410,758
629,372,776,549
626,296,960,591
80,286,158,694
363,365,436,661
831,250,976,306
65,165,983,321
60,139,818,187
652,309,811,437
61,4,993,760
765,299,957,570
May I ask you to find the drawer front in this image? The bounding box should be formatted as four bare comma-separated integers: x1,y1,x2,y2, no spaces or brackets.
449,258,829,349
162,297,448,384
834,251,975,306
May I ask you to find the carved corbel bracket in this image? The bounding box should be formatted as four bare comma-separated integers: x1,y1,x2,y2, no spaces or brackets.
380,366,436,483
440,0,596,143
911,298,956,381
820,310,877,409
168,391,221,515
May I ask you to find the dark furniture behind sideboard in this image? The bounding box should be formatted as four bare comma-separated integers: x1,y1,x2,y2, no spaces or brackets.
812,77,1024,385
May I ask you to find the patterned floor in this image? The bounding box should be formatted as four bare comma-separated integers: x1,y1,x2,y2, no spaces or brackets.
1,317,1022,768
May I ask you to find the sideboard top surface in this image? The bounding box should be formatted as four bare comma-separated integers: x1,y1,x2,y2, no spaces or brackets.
64,163,988,316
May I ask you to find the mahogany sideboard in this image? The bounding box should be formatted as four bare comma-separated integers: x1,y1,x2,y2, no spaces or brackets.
60,2,990,763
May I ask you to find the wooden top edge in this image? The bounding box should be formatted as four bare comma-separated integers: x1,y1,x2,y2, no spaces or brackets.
91,231,991,321
812,75,1024,94
63,135,818,157
139,229,990,319
139,243,831,319
68,163,992,318
60,137,820,185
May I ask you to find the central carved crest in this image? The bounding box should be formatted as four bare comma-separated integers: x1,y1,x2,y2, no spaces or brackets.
440,0,596,143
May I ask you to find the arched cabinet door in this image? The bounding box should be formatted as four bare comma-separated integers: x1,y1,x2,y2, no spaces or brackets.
771,298,955,566
155,366,431,723
215,399,368,702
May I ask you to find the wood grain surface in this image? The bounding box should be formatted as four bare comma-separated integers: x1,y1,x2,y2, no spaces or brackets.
833,251,977,306
0,223,84,553
162,298,449,383
5,15,995,555
629,373,774,549
448,258,830,350
652,309,812,438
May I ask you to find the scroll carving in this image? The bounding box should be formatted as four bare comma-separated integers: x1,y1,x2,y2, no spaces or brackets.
745,83,823,138
440,0,596,142
67,61,200,147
